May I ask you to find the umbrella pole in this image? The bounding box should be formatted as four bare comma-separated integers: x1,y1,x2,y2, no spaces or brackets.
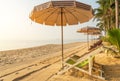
61,7,64,69
87,34,89,50
87,27,89,50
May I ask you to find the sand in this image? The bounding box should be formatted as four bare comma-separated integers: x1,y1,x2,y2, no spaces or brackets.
0,42,85,67
0,42,88,81
0,42,120,81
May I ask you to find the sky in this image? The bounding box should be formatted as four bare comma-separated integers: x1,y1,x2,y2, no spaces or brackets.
0,0,99,41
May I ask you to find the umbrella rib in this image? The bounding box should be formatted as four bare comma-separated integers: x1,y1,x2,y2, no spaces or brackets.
73,8,90,19
64,8,79,22
35,8,58,21
54,8,68,25
44,8,59,22
65,8,90,20
63,8,69,24
54,8,61,25
34,11,47,19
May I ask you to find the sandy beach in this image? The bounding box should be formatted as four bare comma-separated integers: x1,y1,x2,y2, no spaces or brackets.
0,42,88,81
0,42,120,81
0,0,119,81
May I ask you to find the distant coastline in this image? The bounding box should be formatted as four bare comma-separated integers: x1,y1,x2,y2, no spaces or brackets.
0,39,87,51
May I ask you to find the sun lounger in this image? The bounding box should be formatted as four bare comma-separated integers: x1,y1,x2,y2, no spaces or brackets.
58,47,105,80
66,55,94,68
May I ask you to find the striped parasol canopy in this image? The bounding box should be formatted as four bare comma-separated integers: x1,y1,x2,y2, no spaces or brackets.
30,0,93,26
87,31,101,35
77,26,100,34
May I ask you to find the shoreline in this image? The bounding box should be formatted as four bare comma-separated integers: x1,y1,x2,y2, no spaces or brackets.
0,39,87,51
0,41,86,51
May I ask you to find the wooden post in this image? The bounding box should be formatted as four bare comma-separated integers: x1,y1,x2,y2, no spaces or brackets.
89,56,93,75
100,71,103,77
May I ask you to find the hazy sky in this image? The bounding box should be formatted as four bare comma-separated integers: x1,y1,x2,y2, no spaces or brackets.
0,0,99,41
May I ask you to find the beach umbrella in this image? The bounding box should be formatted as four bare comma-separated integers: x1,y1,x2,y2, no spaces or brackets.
29,0,94,69
88,31,101,35
88,31,101,43
77,27,100,33
77,27,100,49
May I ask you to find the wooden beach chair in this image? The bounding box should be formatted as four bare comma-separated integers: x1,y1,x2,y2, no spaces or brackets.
58,46,105,80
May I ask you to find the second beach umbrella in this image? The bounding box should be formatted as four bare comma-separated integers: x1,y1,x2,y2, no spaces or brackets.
77,26,100,49
29,0,94,69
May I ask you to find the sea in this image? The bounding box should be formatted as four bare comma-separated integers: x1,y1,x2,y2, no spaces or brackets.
0,39,88,51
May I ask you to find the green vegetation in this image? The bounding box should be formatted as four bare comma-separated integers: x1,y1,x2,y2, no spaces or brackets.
103,29,120,57
94,0,120,31
95,0,120,57
107,29,120,51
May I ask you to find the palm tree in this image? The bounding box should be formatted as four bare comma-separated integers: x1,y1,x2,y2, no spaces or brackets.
94,0,116,31
115,0,119,28
95,0,120,57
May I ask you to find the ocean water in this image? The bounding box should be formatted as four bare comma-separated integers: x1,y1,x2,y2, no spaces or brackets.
0,39,87,51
